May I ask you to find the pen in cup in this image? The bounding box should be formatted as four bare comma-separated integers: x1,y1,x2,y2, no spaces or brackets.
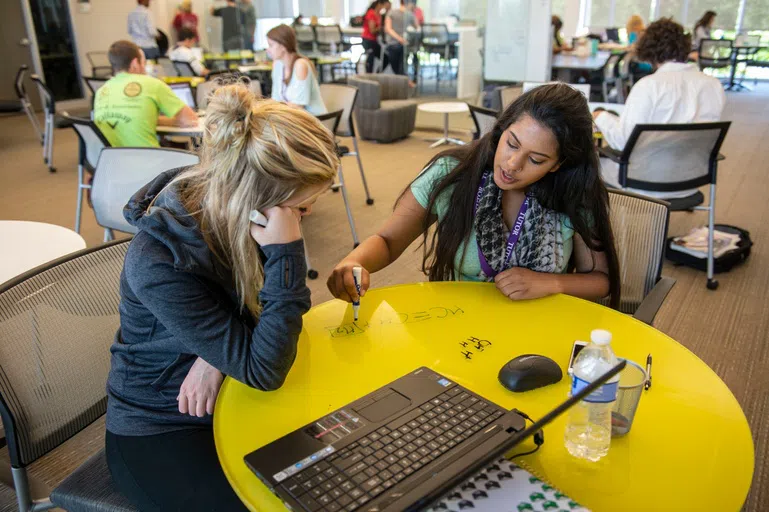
352,266,362,321
645,353,652,390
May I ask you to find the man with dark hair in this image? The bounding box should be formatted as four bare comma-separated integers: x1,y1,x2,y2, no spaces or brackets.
95,40,198,148
594,17,725,200
128,0,159,59
169,28,210,76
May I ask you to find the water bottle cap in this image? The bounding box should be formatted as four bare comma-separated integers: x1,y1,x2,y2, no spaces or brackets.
590,329,612,345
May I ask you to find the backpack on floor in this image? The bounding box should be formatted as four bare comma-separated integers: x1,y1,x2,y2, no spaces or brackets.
665,224,752,273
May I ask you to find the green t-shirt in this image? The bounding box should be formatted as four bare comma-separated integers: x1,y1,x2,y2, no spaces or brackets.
94,73,186,148
410,156,575,281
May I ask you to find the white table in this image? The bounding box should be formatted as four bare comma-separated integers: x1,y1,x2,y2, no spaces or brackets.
552,51,612,71
418,102,469,147
0,221,86,285
156,119,205,138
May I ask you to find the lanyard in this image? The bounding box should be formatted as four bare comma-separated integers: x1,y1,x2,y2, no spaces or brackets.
473,174,529,278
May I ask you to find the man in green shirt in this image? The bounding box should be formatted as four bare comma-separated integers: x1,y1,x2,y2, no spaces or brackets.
94,40,198,148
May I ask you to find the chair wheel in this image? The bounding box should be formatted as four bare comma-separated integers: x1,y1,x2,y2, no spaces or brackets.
353,242,360,248
48,167,56,173
366,198,374,205
332,188,340,193
706,279,719,290
44,157,48,164
307,269,319,280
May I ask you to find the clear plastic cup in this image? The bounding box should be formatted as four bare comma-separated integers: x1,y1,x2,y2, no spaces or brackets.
611,359,647,437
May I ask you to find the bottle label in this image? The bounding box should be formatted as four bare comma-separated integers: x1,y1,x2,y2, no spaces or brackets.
571,375,618,403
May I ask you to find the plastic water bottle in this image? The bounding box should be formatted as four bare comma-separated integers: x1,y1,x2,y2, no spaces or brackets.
564,329,619,461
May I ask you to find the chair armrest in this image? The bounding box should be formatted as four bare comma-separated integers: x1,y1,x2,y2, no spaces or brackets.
633,276,676,325
348,77,381,109
598,145,623,163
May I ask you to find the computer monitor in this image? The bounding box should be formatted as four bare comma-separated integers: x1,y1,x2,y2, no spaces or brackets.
605,27,620,43
168,82,196,109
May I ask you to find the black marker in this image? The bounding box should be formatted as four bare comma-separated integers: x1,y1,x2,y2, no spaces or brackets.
645,354,652,390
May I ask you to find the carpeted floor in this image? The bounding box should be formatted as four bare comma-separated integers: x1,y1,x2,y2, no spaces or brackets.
0,85,767,510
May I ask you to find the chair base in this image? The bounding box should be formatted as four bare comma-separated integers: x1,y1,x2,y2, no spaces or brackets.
426,137,465,148
308,269,319,280
707,278,719,290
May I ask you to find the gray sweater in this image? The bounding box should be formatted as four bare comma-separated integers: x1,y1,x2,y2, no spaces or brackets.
106,169,311,436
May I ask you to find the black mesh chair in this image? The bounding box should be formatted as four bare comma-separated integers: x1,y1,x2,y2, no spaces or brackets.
599,122,731,289
295,24,316,53
420,23,452,92
603,190,675,324
86,51,112,78
698,39,733,77
0,239,138,512
172,60,198,77
468,104,498,140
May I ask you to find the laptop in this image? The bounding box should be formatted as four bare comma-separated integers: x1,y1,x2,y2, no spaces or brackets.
168,82,196,109
245,362,625,512
605,28,620,43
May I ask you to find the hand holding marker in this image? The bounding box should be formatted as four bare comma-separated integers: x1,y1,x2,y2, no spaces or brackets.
352,266,363,321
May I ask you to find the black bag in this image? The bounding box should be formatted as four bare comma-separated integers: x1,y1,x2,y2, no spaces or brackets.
665,224,752,273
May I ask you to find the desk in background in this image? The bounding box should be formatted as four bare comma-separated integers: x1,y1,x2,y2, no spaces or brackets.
552,51,611,83
214,282,753,512
161,76,205,88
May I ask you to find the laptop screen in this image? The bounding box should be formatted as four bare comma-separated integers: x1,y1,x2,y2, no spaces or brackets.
169,83,195,109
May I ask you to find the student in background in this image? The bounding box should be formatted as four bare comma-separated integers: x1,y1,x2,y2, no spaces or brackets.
210,0,242,51
127,0,159,59
626,14,645,45
329,84,620,307
411,0,424,26
169,28,210,76
267,24,327,116
105,85,339,511
94,40,198,148
172,0,199,42
362,0,391,73
693,11,717,50
385,0,417,81
551,15,572,54
239,0,257,50
594,18,725,199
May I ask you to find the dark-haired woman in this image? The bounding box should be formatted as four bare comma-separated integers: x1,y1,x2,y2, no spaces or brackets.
328,83,620,307
594,18,725,199
693,11,716,51
362,0,391,73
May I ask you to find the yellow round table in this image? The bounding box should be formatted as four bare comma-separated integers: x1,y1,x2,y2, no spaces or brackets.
214,283,754,511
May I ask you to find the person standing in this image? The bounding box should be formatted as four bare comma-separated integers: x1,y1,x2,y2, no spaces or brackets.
210,0,243,51
384,1,416,80
361,0,391,73
239,0,257,50
172,0,199,42
693,11,717,51
128,0,160,60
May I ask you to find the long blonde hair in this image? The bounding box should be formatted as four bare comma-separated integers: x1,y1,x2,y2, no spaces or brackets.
169,84,338,317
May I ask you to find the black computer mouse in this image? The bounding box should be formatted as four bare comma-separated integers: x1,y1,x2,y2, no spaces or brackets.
498,354,563,392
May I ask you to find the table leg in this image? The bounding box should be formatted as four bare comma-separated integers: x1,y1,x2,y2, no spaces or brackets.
426,112,465,147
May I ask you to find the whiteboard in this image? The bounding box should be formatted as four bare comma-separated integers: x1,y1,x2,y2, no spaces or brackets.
483,0,552,83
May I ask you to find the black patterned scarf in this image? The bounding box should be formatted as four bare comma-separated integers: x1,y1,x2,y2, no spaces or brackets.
473,170,566,280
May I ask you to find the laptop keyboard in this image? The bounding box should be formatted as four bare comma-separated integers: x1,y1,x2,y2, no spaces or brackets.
279,385,506,512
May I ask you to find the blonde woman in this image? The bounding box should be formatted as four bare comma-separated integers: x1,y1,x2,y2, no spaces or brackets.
104,84,339,511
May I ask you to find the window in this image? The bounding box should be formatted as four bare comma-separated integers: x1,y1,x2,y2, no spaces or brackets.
685,0,739,29
349,0,371,17
656,0,687,21
254,0,294,18
298,0,325,17
614,0,654,28
742,0,769,30
589,0,613,28
552,0,567,17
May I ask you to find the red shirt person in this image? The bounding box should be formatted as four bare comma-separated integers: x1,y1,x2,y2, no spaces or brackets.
361,1,390,73
173,0,199,41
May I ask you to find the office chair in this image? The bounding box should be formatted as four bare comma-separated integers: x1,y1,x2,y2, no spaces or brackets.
0,65,43,143
295,24,316,53
420,23,452,92
0,239,138,512
86,51,112,78
91,148,200,241
599,121,731,289
60,114,111,234
497,85,522,109
698,39,733,79
468,104,498,140
172,60,198,77
603,190,675,324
